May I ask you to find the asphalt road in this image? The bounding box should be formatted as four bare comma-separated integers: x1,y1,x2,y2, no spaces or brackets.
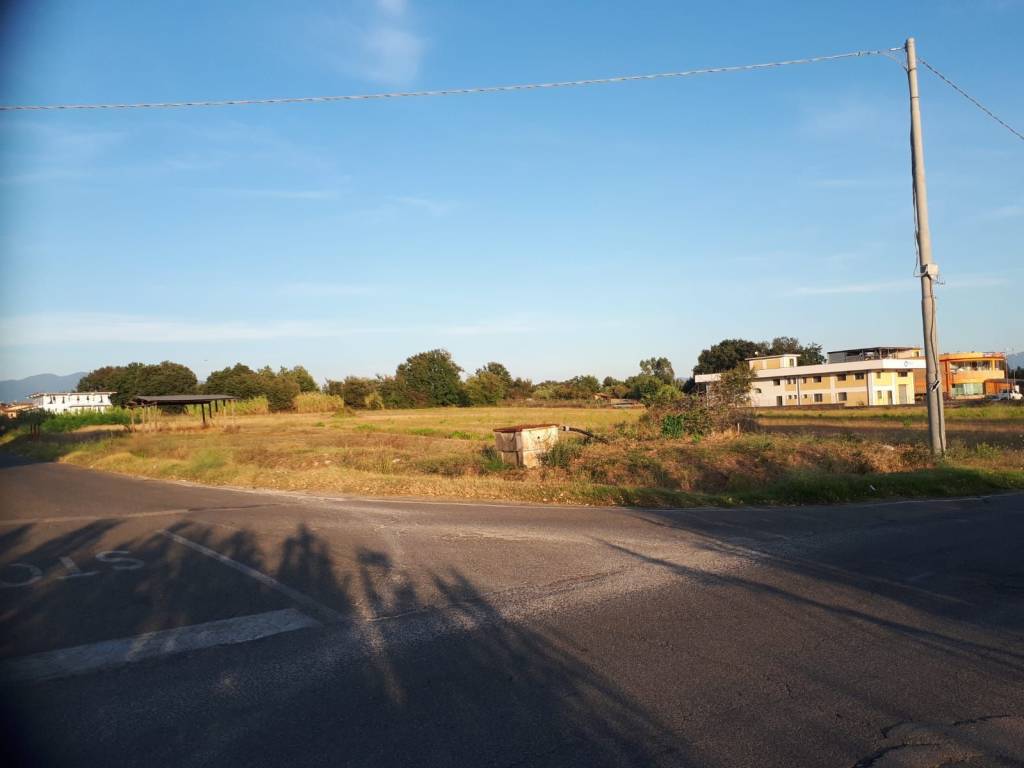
1,454,1023,767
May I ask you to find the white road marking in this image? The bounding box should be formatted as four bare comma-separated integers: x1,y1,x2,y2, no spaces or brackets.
159,529,344,623
0,508,192,526
0,608,319,683
57,556,98,580
0,563,42,588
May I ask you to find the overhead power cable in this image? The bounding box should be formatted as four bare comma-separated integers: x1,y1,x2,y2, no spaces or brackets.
919,58,1024,142
0,47,900,112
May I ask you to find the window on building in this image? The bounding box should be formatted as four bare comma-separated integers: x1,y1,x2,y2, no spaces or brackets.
898,371,908,377
837,392,848,402
773,379,781,386
854,373,865,380
813,393,823,403
813,376,822,383
875,372,884,380
837,374,847,381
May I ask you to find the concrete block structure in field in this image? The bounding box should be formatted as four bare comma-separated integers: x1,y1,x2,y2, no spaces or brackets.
695,348,925,408
29,391,115,413
493,424,560,468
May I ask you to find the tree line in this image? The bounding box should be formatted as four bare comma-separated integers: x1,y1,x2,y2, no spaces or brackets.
74,336,825,411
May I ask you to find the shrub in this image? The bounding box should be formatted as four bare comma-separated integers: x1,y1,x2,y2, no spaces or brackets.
543,439,583,469
661,414,685,438
652,398,715,440
464,371,506,405
293,392,345,413
232,397,270,415
257,368,301,411
646,384,684,406
40,408,132,433
326,376,378,408
480,445,507,473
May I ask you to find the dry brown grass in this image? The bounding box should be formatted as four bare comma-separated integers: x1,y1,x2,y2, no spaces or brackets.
7,405,1024,507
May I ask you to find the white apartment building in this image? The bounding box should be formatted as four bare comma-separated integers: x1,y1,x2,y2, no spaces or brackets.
29,391,115,414
695,352,926,407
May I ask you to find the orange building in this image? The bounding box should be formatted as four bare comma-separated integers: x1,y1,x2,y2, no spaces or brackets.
912,351,1009,399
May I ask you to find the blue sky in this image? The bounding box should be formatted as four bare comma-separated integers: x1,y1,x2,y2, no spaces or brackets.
1,0,1021,383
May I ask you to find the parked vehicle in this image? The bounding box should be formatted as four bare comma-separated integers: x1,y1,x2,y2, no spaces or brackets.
990,390,1023,401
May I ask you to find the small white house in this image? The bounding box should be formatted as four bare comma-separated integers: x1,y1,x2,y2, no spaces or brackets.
29,391,115,414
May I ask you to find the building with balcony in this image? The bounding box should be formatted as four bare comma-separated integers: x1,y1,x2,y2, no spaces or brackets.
918,352,1009,399
28,391,115,414
695,351,925,407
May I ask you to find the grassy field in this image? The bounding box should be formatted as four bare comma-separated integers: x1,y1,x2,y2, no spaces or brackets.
756,402,1024,421
3,404,1023,507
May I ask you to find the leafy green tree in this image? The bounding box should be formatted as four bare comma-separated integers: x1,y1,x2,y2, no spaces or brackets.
204,364,263,399
394,349,465,407
326,376,378,408
505,377,534,400
257,367,300,412
639,357,675,384
624,374,662,401
715,364,758,408
77,366,122,392
282,365,318,393
796,343,825,366
464,371,505,405
377,375,414,409
693,339,765,375
477,362,513,390
647,383,684,406
768,336,825,365
78,361,198,407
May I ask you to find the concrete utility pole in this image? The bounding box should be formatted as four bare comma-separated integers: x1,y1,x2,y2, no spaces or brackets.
905,37,947,456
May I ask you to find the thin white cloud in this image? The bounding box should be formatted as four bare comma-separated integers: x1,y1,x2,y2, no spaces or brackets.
789,280,907,296
209,187,341,201
316,1,426,85
980,204,1024,220
376,0,408,16
799,98,886,140
808,177,900,189
393,196,457,216
1,123,127,184
0,313,534,346
789,275,1008,296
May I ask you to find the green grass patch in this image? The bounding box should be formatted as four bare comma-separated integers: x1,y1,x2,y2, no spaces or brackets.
40,408,131,433
407,427,478,440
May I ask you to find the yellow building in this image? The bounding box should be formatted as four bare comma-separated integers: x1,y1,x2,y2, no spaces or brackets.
695,349,925,407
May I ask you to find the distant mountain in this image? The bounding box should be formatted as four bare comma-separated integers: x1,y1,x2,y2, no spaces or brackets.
1008,352,1023,371
0,372,86,403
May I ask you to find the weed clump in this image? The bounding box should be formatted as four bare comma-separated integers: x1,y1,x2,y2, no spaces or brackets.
38,408,132,433
543,440,584,469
